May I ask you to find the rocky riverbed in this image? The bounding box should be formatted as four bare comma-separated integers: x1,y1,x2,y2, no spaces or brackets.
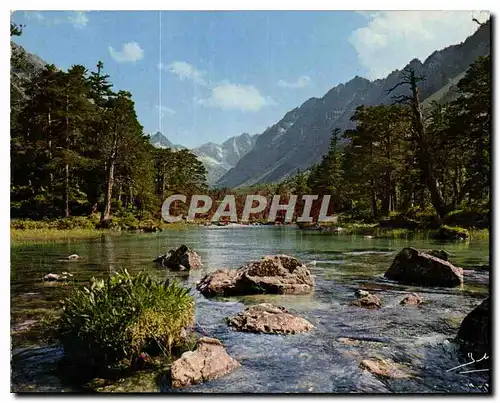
11,227,490,393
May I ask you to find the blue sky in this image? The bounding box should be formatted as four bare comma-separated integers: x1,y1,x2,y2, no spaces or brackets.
12,10,488,148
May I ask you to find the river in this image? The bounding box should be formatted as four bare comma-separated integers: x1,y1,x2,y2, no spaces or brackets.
11,226,490,393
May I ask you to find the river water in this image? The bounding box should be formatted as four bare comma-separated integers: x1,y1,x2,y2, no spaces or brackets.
11,226,490,393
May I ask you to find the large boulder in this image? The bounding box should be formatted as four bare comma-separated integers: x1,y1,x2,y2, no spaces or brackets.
154,245,202,271
227,303,314,334
384,247,463,287
170,337,240,388
196,255,314,297
456,298,490,359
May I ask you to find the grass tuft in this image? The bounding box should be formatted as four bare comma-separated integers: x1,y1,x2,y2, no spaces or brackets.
55,270,194,375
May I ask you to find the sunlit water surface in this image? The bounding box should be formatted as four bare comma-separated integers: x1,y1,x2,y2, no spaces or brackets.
11,227,490,393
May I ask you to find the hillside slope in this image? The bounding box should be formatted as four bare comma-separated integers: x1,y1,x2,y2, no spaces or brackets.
216,21,490,188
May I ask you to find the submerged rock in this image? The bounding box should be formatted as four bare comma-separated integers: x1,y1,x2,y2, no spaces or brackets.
400,293,423,306
154,245,202,271
384,247,463,287
227,303,314,335
196,255,314,297
350,294,382,309
456,297,490,358
359,358,416,379
337,337,386,346
432,226,469,241
170,337,240,388
43,273,69,282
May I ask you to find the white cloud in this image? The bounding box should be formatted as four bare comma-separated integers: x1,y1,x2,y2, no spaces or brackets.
24,11,45,21
278,75,312,89
349,10,490,80
109,42,144,63
156,105,176,117
68,11,88,28
161,61,208,86
196,83,276,112
162,60,276,112
31,11,89,29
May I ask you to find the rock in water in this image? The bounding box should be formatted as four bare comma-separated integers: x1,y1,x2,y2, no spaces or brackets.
354,289,370,298
170,337,240,388
154,245,202,271
400,293,423,306
359,358,416,379
350,294,382,309
384,247,463,287
43,273,68,282
196,255,314,296
456,298,490,358
432,226,469,241
227,303,314,334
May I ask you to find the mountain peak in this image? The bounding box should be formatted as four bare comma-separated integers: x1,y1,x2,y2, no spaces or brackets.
149,132,173,149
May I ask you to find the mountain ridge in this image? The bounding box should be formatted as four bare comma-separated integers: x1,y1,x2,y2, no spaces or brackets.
216,21,491,188
147,131,259,186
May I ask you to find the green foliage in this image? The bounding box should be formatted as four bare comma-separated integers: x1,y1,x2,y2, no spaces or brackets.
11,216,97,230
275,53,490,226
109,210,140,230
10,58,208,224
56,270,194,372
10,22,24,36
308,127,343,201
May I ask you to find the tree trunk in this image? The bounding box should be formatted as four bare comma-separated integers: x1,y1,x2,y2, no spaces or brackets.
408,72,446,221
64,86,70,218
451,167,459,210
102,135,118,224
65,163,70,218
48,110,54,191
371,179,378,217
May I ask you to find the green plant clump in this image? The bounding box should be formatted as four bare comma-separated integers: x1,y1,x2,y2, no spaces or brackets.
56,270,194,373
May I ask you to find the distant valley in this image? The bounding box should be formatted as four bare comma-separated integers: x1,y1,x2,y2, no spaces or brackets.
148,132,258,186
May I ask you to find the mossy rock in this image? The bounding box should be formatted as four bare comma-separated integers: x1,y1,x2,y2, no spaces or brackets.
431,226,469,241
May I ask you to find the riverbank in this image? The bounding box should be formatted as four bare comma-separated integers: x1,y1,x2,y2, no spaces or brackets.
298,223,489,241
10,218,193,244
11,218,489,245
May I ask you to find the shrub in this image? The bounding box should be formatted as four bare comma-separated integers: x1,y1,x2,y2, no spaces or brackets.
112,211,140,230
10,219,52,230
56,270,194,373
444,208,489,229
55,216,97,230
11,216,98,230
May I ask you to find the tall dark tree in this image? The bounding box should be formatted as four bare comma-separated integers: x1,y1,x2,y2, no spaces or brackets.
388,67,447,221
